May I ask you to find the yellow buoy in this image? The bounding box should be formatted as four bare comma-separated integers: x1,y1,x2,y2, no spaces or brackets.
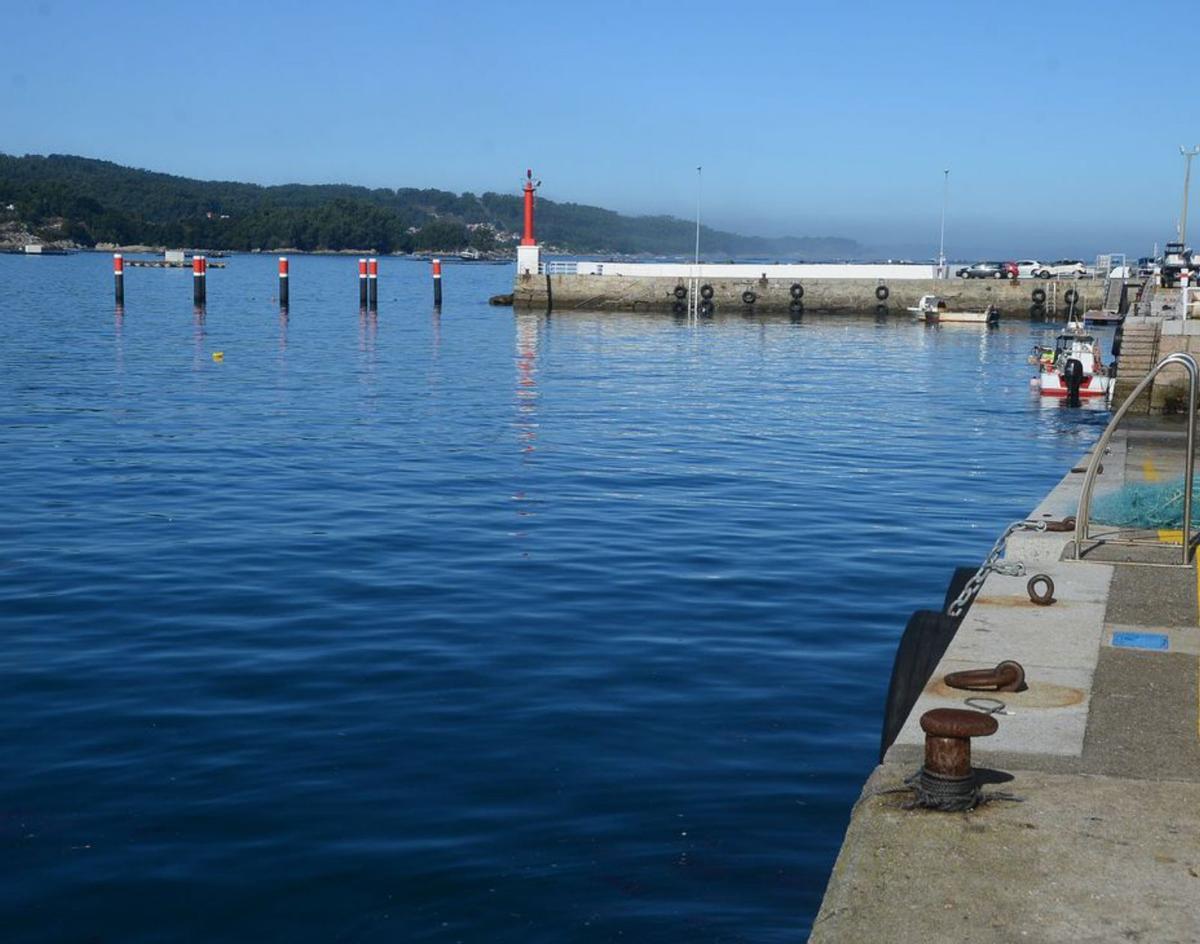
212,352,224,362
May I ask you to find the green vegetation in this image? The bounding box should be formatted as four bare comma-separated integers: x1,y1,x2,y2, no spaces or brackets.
0,153,861,258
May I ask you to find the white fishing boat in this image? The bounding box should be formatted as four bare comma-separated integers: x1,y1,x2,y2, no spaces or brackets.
1030,326,1112,401
908,294,999,324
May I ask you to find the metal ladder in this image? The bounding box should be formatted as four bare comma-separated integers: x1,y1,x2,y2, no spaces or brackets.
1074,352,1199,565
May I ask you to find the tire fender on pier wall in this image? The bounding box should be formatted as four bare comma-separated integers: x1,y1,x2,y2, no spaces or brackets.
512,274,1110,318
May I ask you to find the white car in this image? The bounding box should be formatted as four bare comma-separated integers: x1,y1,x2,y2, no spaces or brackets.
1032,259,1086,279
1015,259,1042,278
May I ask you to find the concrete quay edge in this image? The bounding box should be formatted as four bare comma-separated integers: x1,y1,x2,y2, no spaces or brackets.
809,427,1200,942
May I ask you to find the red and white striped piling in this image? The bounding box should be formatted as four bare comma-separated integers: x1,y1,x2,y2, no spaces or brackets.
367,257,378,308
193,255,207,306
113,253,124,304
278,256,289,308
358,258,368,306
432,257,442,307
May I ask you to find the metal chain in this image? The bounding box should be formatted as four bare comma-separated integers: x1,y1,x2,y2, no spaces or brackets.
946,520,1048,618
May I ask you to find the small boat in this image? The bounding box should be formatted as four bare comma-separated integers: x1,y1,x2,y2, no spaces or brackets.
908,294,999,324
1030,326,1112,401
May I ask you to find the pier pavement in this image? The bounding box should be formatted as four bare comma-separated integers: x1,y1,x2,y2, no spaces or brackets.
810,419,1200,943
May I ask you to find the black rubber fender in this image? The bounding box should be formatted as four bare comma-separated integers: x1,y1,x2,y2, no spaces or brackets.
788,299,804,313
672,300,686,315
880,609,963,760
1030,303,1045,319
741,290,757,305
790,282,804,300
700,284,714,300
875,285,890,301
942,566,979,614
1064,288,1079,304
699,299,714,315
875,303,888,316
673,285,687,300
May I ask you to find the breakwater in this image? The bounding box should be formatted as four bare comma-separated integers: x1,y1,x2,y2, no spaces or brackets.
514,269,1107,319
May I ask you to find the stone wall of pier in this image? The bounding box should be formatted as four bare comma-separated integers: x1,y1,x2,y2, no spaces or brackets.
513,272,1108,320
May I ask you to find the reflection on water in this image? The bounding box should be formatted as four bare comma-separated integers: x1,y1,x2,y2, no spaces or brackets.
515,312,540,456
512,312,541,553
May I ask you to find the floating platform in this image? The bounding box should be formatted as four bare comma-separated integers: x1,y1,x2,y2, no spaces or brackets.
126,259,226,268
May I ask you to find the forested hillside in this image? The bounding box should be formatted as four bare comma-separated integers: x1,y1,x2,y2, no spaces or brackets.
0,153,862,258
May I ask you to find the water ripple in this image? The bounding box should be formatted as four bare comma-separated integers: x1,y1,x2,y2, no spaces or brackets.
0,254,1105,942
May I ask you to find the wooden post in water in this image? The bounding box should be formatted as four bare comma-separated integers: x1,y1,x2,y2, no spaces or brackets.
278,256,289,308
368,257,378,309
193,255,206,306
358,258,368,307
433,257,442,308
113,253,124,304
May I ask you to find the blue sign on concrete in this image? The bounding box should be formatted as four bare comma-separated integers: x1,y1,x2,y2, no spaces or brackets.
1111,631,1170,651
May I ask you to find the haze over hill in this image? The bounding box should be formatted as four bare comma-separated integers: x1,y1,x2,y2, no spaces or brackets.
0,154,863,259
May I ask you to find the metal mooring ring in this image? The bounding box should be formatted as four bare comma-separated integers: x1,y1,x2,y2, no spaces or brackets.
1027,574,1055,606
944,660,1025,693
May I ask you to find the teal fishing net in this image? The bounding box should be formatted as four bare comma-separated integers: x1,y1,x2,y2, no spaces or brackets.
1091,478,1194,530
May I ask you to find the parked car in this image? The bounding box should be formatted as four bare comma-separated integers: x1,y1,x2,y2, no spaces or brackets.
1015,259,1043,278
956,261,1007,279
1002,261,1019,279
1161,242,1194,287
1031,260,1086,279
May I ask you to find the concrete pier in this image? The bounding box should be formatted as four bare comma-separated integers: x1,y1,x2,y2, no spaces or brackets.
513,270,1107,319
810,420,1200,942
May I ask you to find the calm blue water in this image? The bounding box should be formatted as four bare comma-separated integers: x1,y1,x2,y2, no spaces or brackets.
0,253,1106,942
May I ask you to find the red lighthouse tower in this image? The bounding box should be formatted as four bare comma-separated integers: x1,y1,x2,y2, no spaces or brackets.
521,169,538,246
516,169,541,276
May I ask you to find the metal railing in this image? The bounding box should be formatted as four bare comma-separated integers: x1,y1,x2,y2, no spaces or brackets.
540,261,578,275
1074,352,1199,565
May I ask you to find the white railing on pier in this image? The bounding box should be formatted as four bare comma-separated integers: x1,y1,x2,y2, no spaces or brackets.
541,262,939,279
540,261,609,275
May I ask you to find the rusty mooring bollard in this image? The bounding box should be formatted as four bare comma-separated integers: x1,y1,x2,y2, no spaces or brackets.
909,708,998,810
922,708,997,777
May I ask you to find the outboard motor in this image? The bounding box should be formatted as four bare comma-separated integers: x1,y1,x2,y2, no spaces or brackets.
1064,357,1085,406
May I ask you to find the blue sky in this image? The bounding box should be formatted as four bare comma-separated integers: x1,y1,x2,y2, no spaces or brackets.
3,0,1193,257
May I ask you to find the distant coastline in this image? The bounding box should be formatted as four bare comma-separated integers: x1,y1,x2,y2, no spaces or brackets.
0,152,864,261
